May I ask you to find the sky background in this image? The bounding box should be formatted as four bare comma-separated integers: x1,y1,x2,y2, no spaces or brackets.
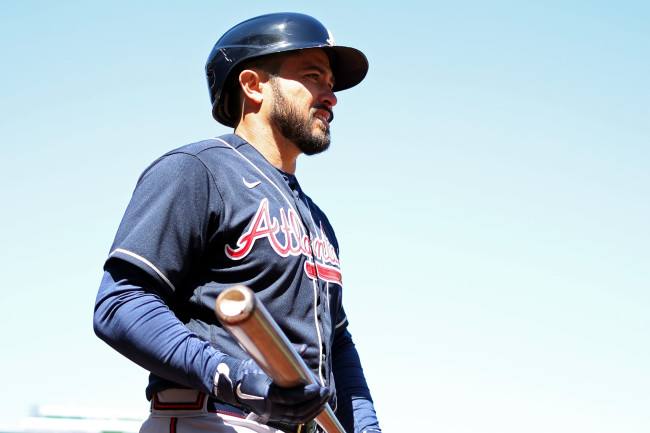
1,1,648,432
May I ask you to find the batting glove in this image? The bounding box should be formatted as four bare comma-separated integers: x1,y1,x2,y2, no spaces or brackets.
214,356,329,424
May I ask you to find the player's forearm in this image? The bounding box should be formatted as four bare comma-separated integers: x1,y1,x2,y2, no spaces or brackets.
332,330,381,433
93,264,223,395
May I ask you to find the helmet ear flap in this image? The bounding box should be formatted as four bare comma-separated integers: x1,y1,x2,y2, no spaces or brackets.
220,68,245,128
222,87,235,126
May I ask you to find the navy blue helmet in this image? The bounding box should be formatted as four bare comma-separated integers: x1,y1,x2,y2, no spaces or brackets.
206,12,369,127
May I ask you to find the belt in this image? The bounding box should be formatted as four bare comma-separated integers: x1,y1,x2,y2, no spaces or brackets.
206,398,320,433
152,390,321,433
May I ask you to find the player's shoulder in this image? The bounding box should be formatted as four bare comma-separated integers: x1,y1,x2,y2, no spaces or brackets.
142,134,249,174
163,133,246,158
134,135,241,182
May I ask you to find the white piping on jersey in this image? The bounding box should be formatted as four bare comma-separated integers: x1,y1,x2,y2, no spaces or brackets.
213,137,326,381
326,281,330,313
109,248,176,292
335,317,347,329
312,278,325,386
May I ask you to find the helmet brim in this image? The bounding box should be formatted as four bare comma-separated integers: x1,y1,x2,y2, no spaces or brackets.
322,45,369,92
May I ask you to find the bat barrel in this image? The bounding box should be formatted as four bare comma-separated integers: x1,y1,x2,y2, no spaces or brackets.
215,285,346,433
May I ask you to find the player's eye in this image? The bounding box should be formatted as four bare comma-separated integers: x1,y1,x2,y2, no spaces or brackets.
304,71,333,89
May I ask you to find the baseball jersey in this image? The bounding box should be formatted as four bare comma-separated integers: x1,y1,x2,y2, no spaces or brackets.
102,133,346,393
95,134,379,432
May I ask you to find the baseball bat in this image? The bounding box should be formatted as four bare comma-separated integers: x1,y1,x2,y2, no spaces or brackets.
215,285,345,433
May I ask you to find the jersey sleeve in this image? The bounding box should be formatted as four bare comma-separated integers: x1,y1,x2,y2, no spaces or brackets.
106,152,222,295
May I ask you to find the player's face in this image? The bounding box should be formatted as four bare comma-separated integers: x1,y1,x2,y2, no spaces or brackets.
268,49,337,155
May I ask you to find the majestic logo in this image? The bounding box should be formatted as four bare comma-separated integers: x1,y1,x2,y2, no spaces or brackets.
225,198,341,284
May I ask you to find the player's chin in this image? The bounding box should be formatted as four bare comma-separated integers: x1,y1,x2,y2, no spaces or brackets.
313,130,328,144
300,134,330,156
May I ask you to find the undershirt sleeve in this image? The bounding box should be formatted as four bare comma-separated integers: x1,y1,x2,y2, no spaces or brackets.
332,311,382,433
94,261,225,395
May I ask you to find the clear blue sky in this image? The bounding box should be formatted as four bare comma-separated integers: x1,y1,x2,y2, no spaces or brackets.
1,1,648,432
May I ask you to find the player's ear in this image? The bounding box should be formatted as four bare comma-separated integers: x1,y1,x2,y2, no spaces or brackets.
239,69,265,104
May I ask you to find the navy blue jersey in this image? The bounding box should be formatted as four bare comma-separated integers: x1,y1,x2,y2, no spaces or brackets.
95,134,380,432
104,134,346,396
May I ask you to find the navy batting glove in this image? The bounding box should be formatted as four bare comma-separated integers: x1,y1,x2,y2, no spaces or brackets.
214,356,329,424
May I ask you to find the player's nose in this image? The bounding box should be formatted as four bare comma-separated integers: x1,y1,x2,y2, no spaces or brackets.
320,86,337,108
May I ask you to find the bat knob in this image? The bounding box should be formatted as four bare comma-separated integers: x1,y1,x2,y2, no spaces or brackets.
215,285,256,325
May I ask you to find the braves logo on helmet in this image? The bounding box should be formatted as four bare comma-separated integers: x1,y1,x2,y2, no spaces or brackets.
326,29,335,46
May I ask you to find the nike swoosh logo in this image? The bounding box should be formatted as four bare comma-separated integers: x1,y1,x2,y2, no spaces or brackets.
236,384,264,401
243,178,261,189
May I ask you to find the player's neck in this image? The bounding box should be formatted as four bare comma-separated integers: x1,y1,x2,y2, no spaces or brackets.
235,121,300,174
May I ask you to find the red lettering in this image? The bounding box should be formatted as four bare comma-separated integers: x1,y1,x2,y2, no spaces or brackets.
226,199,341,284
225,199,278,259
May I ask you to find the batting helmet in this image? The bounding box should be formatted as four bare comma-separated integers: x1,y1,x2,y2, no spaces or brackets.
205,12,369,127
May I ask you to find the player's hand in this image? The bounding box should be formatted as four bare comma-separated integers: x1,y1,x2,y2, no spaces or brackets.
235,359,329,423
215,357,329,424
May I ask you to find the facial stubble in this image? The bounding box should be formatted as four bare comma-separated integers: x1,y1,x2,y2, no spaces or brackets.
269,79,332,156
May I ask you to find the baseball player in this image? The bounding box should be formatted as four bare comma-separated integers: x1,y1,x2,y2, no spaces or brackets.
94,12,381,433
